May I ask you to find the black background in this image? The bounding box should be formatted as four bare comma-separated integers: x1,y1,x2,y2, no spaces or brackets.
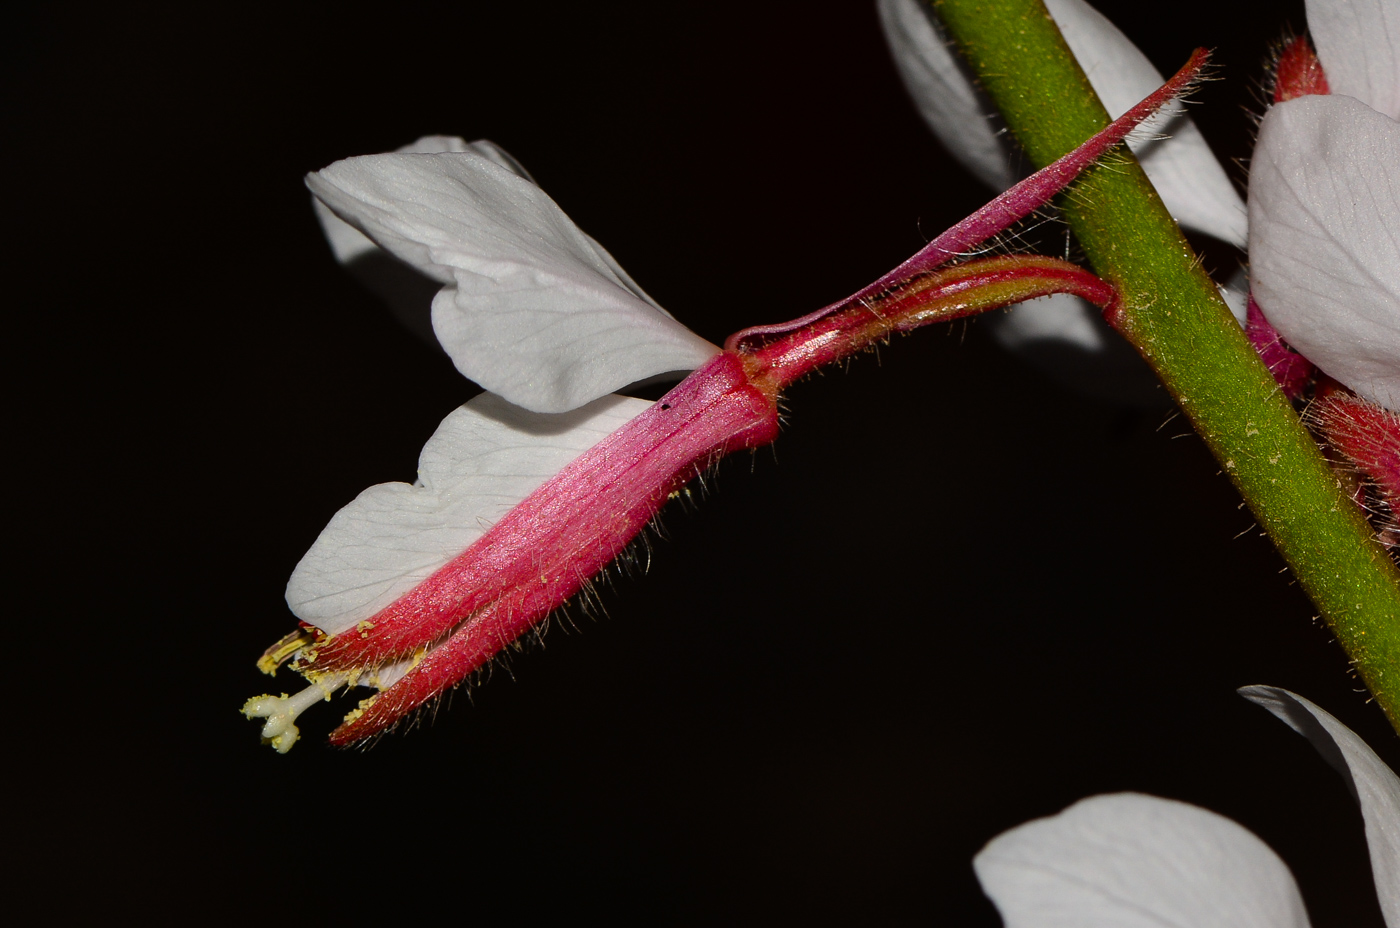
14,1,1395,924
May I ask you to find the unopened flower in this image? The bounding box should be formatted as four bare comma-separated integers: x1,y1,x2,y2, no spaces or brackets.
975,687,1399,926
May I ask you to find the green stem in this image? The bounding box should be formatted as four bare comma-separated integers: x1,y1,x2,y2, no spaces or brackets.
932,0,1400,732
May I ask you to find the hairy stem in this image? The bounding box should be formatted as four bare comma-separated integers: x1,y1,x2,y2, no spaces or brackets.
933,0,1400,732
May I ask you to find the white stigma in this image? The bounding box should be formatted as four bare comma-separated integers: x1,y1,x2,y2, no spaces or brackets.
242,673,348,753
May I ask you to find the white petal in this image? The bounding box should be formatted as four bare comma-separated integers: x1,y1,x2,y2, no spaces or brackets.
1307,0,1400,120
286,392,654,635
1044,0,1247,247
308,149,718,412
974,792,1311,927
1248,95,1400,410
877,0,1016,189
314,198,380,268
991,293,1108,352
1240,686,1400,927
313,136,519,266
311,138,537,349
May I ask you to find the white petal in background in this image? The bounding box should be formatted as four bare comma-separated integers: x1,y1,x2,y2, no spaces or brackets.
1241,686,1400,927
974,793,1312,928
991,292,1109,353
985,292,1164,406
1307,0,1400,121
1248,95,1400,410
312,136,532,266
308,146,717,413
286,392,654,636
876,0,1016,189
1042,0,1247,248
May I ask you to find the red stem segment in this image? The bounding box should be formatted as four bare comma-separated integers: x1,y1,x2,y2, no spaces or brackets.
742,256,1116,394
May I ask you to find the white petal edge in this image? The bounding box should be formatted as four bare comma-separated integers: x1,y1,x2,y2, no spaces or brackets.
313,137,652,305
312,136,531,266
876,0,1016,189
1043,0,1247,247
1240,685,1400,927
974,792,1311,928
878,0,1246,246
286,392,654,636
307,147,718,413
1307,0,1400,121
1248,95,1400,410
310,138,529,349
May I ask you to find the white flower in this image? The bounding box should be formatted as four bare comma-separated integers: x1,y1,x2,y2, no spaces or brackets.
877,0,1249,375
1247,0,1400,411
974,687,1400,927
296,136,723,628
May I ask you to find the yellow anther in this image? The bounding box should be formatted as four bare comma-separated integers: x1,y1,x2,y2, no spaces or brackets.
256,628,316,676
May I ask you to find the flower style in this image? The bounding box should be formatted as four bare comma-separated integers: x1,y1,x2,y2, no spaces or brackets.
974,687,1400,927
245,56,1208,750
